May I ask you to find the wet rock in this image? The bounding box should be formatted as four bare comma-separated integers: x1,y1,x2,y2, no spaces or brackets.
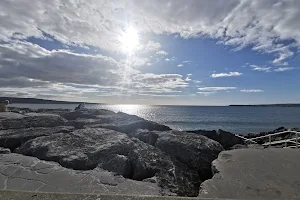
188,129,245,150
155,130,224,181
0,114,67,130
0,126,74,150
0,147,10,154
17,128,134,170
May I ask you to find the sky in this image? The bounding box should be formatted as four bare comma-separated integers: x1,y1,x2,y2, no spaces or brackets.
0,0,300,105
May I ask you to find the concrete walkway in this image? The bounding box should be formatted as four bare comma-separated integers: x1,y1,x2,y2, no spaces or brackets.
199,148,300,199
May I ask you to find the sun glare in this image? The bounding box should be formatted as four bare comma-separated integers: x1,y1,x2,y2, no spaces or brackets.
120,27,139,53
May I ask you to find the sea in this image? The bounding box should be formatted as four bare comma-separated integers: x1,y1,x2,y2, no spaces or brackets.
9,103,300,135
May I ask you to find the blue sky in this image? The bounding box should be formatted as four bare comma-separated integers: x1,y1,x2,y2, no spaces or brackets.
0,0,299,105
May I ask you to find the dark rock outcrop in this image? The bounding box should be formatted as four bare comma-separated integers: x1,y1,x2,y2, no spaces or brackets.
63,110,171,133
155,130,224,181
128,129,160,145
0,109,226,197
101,154,132,178
61,109,115,120
189,129,245,150
17,128,134,170
0,126,74,151
0,113,67,130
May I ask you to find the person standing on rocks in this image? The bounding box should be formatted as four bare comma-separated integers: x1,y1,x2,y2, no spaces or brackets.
0,100,9,112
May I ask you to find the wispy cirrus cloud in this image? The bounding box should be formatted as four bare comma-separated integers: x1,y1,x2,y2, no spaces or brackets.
250,65,271,72
198,87,237,91
240,89,264,93
211,72,242,78
274,67,294,72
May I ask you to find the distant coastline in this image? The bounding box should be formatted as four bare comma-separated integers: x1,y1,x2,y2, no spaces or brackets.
230,104,300,107
0,97,100,105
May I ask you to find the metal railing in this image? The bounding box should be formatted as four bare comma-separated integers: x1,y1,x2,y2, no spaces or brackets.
235,131,300,148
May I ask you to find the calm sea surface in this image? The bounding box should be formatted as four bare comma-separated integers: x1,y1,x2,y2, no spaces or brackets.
9,104,300,134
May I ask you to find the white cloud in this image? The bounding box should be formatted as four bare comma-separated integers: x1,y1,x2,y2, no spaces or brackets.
0,40,188,98
156,50,168,56
177,64,184,67
250,65,271,72
198,87,237,91
138,41,161,53
185,74,192,81
165,58,170,61
240,89,264,93
211,72,242,78
1,0,300,62
132,73,188,93
197,91,216,96
274,67,294,72
0,41,122,86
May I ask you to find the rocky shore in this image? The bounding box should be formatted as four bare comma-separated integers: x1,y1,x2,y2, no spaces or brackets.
0,107,298,197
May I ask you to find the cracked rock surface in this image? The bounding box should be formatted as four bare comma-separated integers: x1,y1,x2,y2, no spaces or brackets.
0,153,160,195
199,149,300,199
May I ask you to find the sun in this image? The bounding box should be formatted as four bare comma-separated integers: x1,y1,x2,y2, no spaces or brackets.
120,27,139,53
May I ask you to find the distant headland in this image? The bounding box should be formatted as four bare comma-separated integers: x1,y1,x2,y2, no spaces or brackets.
230,104,300,107
0,97,100,104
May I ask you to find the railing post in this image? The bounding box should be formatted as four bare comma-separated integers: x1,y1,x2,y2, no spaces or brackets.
296,133,298,148
269,135,271,147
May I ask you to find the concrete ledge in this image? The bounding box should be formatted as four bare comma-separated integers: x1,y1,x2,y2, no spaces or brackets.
0,190,224,200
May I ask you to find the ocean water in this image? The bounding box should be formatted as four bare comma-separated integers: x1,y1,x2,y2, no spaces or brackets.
9,103,300,134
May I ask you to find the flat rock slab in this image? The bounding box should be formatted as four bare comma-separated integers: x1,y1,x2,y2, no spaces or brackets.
0,153,161,196
199,148,300,199
0,190,212,200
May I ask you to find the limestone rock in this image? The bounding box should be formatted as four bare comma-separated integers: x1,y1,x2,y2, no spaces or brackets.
0,114,67,130
189,129,245,150
0,147,10,154
155,130,224,181
100,154,132,178
0,153,161,195
17,128,134,170
0,126,74,150
61,109,115,120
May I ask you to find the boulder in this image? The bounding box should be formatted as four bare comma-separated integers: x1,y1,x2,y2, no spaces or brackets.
189,129,245,150
61,109,115,120
155,130,224,181
0,147,11,154
17,128,134,170
0,112,25,120
128,139,198,196
0,114,67,130
61,110,170,133
128,129,160,145
0,126,74,150
100,154,132,178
